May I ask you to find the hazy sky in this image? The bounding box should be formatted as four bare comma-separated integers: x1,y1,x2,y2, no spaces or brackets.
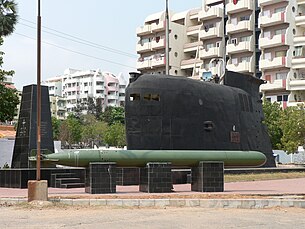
2,0,201,90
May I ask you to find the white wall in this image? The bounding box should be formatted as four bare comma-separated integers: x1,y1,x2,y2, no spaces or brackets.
0,139,14,168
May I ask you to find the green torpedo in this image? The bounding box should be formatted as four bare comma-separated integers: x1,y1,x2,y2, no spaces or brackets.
34,150,267,168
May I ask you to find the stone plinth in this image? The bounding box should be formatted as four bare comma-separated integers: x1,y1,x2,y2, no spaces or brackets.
191,161,224,192
28,180,48,202
140,162,172,193
85,163,116,194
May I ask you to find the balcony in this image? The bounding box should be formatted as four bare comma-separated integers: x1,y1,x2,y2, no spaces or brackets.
227,36,254,54
226,17,254,34
260,79,286,92
227,57,255,73
205,0,224,5
259,33,289,49
107,95,118,100
226,0,253,14
198,6,223,21
151,21,165,32
260,56,289,70
180,59,202,70
289,79,305,91
136,42,151,53
199,22,223,40
258,0,286,6
199,46,222,59
186,25,201,36
151,37,165,50
136,24,151,36
151,56,166,67
292,57,305,69
294,36,305,46
184,41,203,53
296,15,305,27
259,10,290,28
136,59,151,70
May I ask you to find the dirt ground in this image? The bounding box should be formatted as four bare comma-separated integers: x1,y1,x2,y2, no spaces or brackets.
1,205,305,229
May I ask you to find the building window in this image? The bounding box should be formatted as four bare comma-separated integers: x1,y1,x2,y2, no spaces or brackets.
274,7,285,14
275,72,287,80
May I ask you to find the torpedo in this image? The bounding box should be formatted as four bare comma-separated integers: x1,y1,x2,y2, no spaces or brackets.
31,149,267,168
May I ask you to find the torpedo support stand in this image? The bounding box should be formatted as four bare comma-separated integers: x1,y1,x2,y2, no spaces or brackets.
139,162,172,193
85,162,117,194
191,161,224,192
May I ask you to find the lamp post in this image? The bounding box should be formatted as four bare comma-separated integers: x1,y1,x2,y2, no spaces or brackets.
165,0,170,75
36,0,42,181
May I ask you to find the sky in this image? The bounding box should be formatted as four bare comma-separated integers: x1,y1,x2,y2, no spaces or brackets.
2,0,202,90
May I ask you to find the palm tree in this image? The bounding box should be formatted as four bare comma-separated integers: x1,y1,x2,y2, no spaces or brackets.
0,0,18,37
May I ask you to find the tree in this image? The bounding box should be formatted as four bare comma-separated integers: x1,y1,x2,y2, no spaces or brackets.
262,100,283,149
280,105,305,154
0,0,18,122
100,106,125,125
104,122,126,148
51,116,61,141
0,0,18,37
81,114,107,148
59,115,82,147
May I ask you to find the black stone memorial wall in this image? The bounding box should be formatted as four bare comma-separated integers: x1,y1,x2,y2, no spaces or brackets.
12,85,54,168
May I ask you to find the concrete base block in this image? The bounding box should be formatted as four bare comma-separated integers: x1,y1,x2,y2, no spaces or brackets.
85,162,117,194
28,180,48,202
140,162,172,193
191,161,224,192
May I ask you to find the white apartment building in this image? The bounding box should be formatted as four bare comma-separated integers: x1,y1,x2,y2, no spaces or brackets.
44,68,127,118
136,0,305,108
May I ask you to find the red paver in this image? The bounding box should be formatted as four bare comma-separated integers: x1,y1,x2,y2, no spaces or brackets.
1,178,305,198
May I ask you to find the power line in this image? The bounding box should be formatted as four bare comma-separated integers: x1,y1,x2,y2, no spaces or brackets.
20,18,138,59
15,32,137,70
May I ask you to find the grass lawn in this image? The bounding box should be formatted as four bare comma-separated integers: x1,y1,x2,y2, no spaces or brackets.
225,172,305,183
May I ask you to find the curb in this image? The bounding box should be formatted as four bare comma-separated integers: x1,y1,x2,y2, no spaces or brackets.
1,198,305,209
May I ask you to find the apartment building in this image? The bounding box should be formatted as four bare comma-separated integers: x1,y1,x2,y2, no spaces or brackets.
44,68,127,118
136,0,305,108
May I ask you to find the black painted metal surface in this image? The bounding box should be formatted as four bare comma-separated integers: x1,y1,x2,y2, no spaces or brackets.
125,71,275,167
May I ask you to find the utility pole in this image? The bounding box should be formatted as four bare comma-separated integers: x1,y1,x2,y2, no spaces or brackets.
165,0,170,75
36,0,42,181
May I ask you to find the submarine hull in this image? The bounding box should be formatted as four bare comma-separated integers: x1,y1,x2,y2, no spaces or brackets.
125,72,275,167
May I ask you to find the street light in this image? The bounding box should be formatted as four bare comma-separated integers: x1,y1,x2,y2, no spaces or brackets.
36,0,42,181
165,0,169,75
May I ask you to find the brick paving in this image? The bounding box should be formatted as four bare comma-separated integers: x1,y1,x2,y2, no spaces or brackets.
1,178,305,199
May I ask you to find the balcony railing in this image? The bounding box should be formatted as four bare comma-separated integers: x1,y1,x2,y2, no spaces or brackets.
227,57,254,73
259,33,289,49
226,0,253,14
226,16,254,34
260,56,289,70
227,36,254,54
258,0,286,7
198,6,223,21
199,21,224,40
259,7,290,28
199,46,222,59
136,42,151,53
136,24,151,36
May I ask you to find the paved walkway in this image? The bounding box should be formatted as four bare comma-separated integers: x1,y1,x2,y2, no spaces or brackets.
1,178,305,198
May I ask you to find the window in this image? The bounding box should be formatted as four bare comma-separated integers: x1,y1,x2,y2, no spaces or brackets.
240,56,250,63
263,31,271,39
240,36,250,42
275,29,286,35
276,72,287,80
277,95,288,102
274,7,285,14
130,93,140,101
240,15,250,21
232,58,238,65
295,46,304,57
143,94,160,101
275,50,286,58
84,82,88,87
264,52,271,60
231,38,237,45
206,43,215,49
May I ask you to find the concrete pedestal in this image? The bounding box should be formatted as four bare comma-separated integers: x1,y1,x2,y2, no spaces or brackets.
85,162,116,194
191,161,224,192
28,180,48,202
140,162,172,193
